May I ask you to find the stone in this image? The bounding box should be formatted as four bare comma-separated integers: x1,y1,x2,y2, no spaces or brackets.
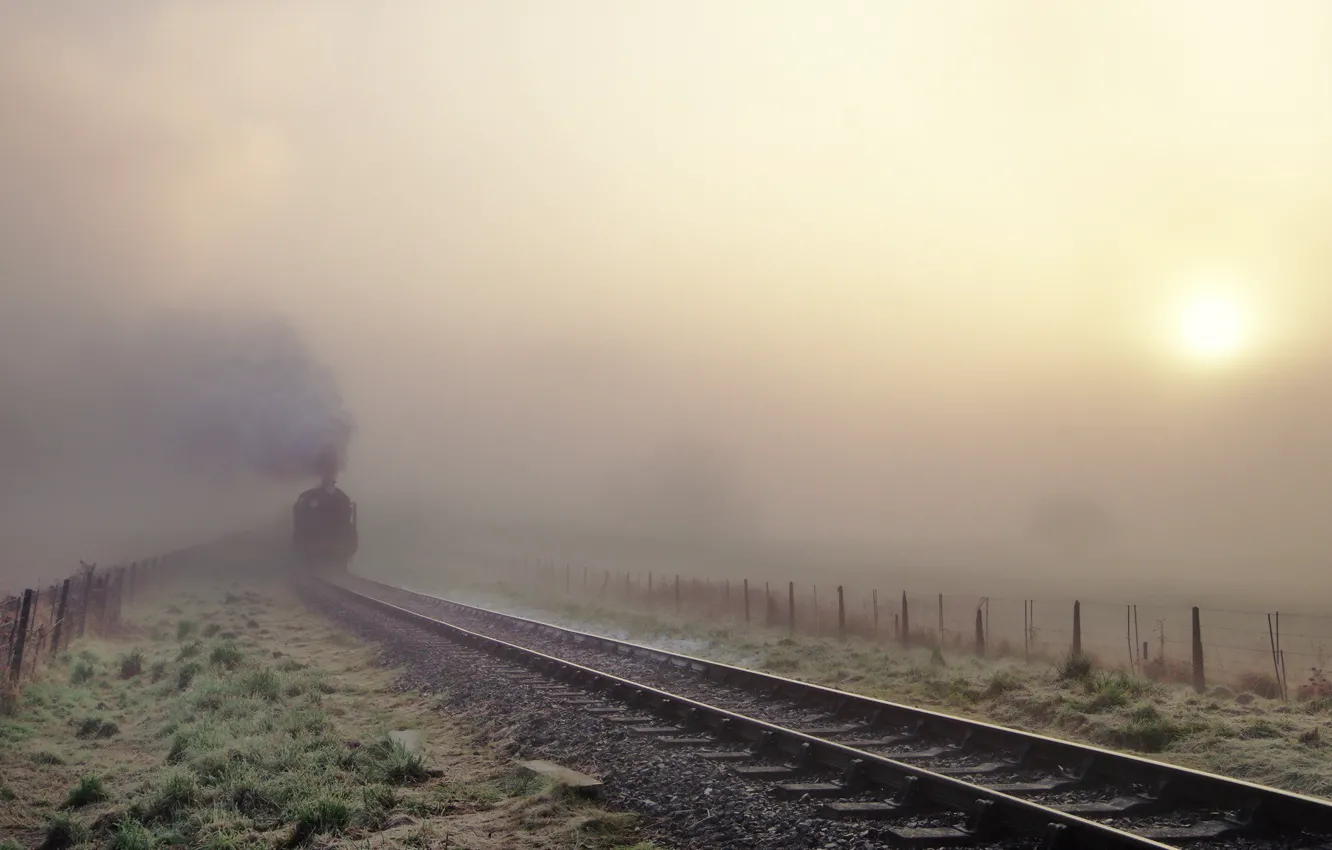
519,759,603,797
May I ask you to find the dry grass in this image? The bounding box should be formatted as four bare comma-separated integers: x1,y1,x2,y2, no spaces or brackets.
434,579,1332,800
0,580,665,850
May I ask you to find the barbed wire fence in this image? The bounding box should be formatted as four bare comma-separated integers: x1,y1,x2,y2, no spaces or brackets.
486,560,1332,700
1,547,198,704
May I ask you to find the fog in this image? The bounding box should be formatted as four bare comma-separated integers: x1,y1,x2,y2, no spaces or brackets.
4,2,1332,604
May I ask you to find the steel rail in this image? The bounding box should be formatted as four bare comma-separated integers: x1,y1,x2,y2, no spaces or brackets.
345,573,1332,841
318,576,1186,849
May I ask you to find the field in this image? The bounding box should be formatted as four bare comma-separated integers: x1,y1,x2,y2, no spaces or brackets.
359,518,1332,691
0,579,663,850
374,563,1332,800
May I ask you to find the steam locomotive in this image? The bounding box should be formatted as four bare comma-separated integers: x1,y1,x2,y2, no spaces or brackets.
291,461,358,572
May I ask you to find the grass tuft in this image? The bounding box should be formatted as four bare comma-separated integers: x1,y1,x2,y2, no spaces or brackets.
176,620,197,641
135,771,200,823
63,775,109,808
209,641,244,670
119,649,145,679
41,813,89,850
75,716,120,739
1092,702,1186,752
984,669,1024,697
363,736,431,785
1057,650,1094,682
176,662,203,691
359,783,399,828
235,667,280,701
290,795,355,841
1072,670,1158,713
110,817,156,850
70,659,96,684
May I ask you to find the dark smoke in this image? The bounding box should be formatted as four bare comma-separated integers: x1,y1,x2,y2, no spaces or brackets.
0,307,356,487
143,314,355,481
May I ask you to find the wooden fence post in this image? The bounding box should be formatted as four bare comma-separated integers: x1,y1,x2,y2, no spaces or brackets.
788,582,796,634
675,575,681,613
975,607,985,656
765,582,773,627
938,593,944,645
837,586,846,641
743,578,750,625
51,579,72,656
901,592,910,647
1029,599,1035,659
1125,605,1135,673
9,589,35,682
1191,606,1205,694
872,590,879,640
1024,600,1030,663
1073,600,1082,655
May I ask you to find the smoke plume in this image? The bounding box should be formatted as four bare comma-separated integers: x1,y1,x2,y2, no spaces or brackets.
0,307,353,588
145,315,355,481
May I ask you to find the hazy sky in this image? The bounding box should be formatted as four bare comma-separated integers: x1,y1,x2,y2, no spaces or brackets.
4,2,1332,589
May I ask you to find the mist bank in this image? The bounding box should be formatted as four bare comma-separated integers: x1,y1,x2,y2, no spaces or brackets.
341,332,1332,586
353,495,1326,617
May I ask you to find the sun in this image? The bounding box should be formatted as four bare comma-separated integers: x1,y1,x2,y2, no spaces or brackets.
1175,293,1249,364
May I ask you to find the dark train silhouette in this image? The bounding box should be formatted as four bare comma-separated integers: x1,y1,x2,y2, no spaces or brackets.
291,452,358,572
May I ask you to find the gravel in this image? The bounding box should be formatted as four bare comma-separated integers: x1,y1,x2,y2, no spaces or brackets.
299,581,1043,850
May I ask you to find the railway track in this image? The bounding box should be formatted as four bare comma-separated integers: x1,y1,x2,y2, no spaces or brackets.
315,573,1332,850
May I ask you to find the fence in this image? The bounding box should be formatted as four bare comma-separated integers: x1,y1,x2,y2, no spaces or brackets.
491,561,1332,700
1,548,195,693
